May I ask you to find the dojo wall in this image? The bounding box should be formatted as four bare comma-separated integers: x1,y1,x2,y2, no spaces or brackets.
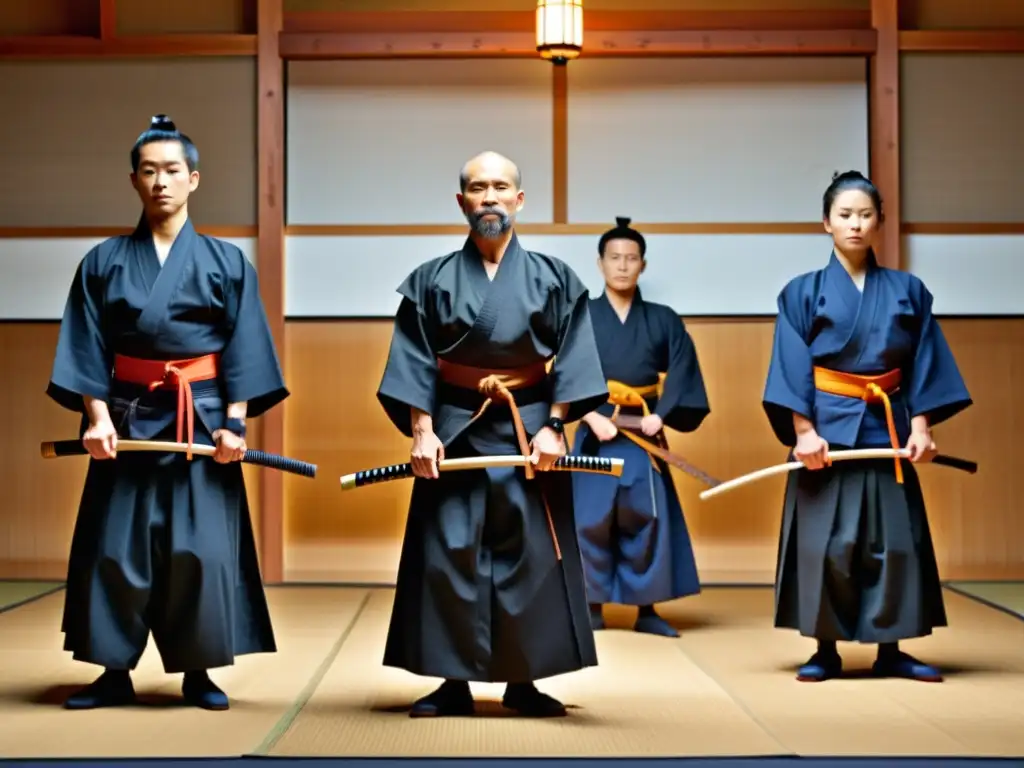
2,0,1024,585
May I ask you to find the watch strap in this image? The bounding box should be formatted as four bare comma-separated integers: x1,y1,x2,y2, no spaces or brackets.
542,417,566,436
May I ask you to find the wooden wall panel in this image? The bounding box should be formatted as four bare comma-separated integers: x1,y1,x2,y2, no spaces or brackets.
900,0,1024,30
1,324,84,579
912,319,1024,580
282,321,411,583
280,316,1024,585
899,54,1024,224
115,0,254,35
0,59,258,228
0,0,98,36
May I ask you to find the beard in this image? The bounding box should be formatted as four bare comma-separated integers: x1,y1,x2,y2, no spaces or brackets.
466,206,513,239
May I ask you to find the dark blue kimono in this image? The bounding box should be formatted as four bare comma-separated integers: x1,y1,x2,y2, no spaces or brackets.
376,233,608,684
763,251,971,643
572,291,709,607
47,216,288,674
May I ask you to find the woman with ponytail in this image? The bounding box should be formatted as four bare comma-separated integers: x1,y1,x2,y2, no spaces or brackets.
762,171,972,683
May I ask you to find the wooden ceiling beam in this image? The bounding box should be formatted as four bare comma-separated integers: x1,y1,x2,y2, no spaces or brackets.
282,9,873,34
279,28,877,60
0,34,256,59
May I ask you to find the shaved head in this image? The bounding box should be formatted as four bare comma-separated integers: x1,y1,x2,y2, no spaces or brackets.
459,151,521,193
456,151,525,239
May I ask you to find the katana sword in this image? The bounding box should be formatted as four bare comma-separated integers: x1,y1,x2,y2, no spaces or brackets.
41,439,317,478
699,448,977,501
340,454,624,491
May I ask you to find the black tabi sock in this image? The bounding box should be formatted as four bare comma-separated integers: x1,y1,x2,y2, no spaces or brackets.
877,642,900,659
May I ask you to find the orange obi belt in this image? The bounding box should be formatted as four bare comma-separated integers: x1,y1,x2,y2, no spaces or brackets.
606,376,663,420
436,358,561,559
813,366,904,483
605,377,668,471
112,353,220,460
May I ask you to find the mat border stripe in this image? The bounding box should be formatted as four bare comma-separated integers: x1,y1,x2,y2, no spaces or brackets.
1,756,1022,766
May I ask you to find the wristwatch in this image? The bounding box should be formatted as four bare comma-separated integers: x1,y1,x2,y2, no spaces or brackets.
542,417,565,437
224,417,247,438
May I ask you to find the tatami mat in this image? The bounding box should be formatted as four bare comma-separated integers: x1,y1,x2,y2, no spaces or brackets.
262,589,787,757
0,584,1021,760
0,586,370,759
0,581,63,612
669,588,1024,757
947,581,1024,618
264,587,1024,759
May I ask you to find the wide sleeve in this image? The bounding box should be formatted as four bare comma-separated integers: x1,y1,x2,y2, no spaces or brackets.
904,279,972,428
219,254,289,418
376,267,438,437
654,312,710,433
548,266,609,423
45,247,112,414
762,277,817,447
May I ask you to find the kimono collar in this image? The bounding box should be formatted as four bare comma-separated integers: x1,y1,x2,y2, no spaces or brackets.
827,248,879,276
131,213,197,243
462,230,523,262
600,286,644,308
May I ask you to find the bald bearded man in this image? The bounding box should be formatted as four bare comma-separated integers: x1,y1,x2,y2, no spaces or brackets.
375,151,608,718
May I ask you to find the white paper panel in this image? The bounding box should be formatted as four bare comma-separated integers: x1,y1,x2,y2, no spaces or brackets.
284,233,835,318
566,57,869,224
905,235,1024,315
0,237,256,320
286,60,555,226
10,235,1016,322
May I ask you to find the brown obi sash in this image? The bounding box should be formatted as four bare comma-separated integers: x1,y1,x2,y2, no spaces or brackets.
436,358,561,560
813,366,904,483
112,353,220,460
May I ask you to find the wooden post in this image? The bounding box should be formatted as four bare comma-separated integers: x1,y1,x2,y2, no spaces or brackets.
98,0,117,40
257,0,286,584
552,63,568,224
870,0,901,269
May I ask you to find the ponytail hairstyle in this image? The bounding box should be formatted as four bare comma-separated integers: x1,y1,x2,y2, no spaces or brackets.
130,114,199,173
822,170,884,263
598,216,647,258
822,170,884,223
